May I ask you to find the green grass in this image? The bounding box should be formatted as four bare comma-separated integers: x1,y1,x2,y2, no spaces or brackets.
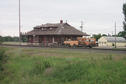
0,47,8,81
2,42,27,45
0,47,126,84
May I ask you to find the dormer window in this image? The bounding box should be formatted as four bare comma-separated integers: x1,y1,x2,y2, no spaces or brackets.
34,26,58,31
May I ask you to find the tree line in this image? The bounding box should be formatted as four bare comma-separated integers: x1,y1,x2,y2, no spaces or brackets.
0,36,27,44
0,36,19,42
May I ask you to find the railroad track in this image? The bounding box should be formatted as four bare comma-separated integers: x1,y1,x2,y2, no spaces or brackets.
1,44,126,52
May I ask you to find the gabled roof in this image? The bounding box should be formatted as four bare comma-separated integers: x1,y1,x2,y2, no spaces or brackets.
25,23,88,36
104,37,126,42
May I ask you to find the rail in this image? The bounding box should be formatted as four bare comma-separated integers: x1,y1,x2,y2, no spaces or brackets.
0,44,126,51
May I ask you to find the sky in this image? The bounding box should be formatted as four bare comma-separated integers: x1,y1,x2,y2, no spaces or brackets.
0,0,126,36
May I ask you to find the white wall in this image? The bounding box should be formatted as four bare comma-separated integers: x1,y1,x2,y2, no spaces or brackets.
98,37,107,47
98,37,126,47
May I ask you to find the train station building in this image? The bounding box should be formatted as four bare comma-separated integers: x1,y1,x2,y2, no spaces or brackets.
24,20,88,46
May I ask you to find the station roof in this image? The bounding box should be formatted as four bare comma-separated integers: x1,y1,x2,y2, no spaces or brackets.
105,37,126,42
25,22,88,36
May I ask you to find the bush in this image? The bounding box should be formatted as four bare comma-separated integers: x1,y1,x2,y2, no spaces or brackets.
0,49,6,71
0,48,8,80
0,36,3,44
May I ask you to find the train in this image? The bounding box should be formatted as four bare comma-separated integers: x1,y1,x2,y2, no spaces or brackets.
63,37,96,48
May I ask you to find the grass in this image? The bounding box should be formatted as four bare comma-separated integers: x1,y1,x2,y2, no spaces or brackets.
0,47,8,80
0,47,126,84
2,42,27,45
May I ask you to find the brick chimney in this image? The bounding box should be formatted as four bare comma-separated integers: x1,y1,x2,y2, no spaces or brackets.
60,20,63,24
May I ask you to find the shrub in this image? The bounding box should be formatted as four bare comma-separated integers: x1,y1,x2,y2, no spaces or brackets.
0,48,8,80
0,36,3,44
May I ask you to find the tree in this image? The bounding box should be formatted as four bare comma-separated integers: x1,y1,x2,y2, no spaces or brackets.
118,31,126,37
92,34,109,41
21,35,27,42
123,3,126,31
0,36,3,44
0,36,19,42
118,3,126,37
102,34,107,36
13,37,19,42
92,34,102,41
2,36,13,42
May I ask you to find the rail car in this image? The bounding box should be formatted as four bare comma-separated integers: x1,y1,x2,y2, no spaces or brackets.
63,37,96,48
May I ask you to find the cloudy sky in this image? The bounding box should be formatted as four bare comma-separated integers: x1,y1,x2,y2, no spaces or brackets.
0,0,125,36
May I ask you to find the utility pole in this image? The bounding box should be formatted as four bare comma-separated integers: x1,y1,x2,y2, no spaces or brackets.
80,21,83,32
111,31,113,36
114,22,117,48
19,0,21,46
66,20,67,23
